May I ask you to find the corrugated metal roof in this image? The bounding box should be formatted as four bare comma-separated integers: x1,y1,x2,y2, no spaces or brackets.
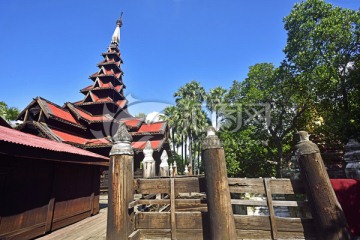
0,126,109,160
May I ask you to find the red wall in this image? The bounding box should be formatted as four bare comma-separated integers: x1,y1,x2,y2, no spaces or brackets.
330,179,360,237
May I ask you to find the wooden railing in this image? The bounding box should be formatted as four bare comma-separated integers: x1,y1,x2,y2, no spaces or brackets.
128,176,316,240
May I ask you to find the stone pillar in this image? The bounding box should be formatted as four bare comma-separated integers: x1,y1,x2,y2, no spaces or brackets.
106,123,134,240
142,141,155,178
344,139,360,179
160,150,169,177
202,127,236,240
295,131,350,240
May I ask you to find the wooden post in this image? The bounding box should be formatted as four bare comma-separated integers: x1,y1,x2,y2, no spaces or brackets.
295,131,351,240
202,127,236,240
106,123,134,240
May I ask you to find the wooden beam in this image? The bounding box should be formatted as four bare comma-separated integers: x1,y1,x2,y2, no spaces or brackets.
264,178,278,239
134,176,206,195
128,229,140,240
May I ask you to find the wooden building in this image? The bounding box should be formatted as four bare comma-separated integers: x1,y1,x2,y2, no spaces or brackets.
0,126,109,239
16,17,170,169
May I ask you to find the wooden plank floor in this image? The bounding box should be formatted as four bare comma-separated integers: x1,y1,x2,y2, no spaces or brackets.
37,196,108,240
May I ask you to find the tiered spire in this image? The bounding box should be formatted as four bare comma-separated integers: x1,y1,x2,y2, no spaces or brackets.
75,15,128,115
16,16,170,160
111,12,123,46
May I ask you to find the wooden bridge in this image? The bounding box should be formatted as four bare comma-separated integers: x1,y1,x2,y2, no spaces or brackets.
39,177,314,240
129,176,315,239
40,128,351,240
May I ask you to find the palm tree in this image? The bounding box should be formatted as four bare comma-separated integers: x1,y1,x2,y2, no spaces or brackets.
163,81,211,172
206,87,227,130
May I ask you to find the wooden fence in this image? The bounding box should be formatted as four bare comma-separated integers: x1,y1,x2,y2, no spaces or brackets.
128,176,316,240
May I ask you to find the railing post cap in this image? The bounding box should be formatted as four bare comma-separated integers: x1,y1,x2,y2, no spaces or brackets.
109,122,133,156
202,126,222,149
295,131,320,156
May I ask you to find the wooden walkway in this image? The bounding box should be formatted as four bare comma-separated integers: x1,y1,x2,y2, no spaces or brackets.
37,196,108,240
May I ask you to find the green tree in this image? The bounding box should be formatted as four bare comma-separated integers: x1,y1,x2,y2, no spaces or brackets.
206,87,227,130
0,101,20,121
135,112,146,118
283,0,360,142
219,126,276,177
164,81,209,172
224,63,309,177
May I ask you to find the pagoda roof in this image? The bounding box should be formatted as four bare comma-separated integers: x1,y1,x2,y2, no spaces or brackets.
131,139,165,152
51,128,111,146
80,85,93,93
90,71,122,79
97,60,121,67
31,122,165,152
17,97,85,130
80,82,124,94
131,121,167,136
79,92,127,108
66,103,114,123
120,118,144,129
101,48,120,56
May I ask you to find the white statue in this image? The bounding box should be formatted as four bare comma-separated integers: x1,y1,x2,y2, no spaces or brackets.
142,141,155,178
160,150,169,177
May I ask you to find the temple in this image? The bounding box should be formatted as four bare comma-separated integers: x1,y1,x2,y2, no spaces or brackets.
16,16,169,168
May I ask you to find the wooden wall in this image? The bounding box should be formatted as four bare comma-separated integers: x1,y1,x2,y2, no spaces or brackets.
0,155,100,239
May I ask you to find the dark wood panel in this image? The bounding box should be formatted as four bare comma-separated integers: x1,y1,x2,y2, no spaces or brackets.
134,177,206,195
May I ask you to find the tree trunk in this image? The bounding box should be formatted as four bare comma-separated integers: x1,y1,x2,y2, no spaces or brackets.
181,135,184,164
172,128,176,153
275,138,283,178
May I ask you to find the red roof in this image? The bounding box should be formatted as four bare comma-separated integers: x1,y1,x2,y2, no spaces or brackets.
121,118,143,128
137,122,166,134
45,101,78,124
80,85,93,92
116,100,127,108
114,85,123,92
101,81,113,88
0,126,108,161
132,140,163,151
71,106,112,122
51,129,88,144
51,129,111,146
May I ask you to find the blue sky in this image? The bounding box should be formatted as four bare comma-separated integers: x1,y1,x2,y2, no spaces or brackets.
0,0,358,115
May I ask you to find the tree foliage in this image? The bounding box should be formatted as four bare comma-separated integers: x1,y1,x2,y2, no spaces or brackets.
284,0,360,142
163,81,209,172
0,101,20,121
164,0,360,177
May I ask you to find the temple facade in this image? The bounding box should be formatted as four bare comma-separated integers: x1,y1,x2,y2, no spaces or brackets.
16,17,169,169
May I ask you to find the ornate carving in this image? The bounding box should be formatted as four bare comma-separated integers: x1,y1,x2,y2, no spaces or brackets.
111,122,132,143
109,122,133,156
